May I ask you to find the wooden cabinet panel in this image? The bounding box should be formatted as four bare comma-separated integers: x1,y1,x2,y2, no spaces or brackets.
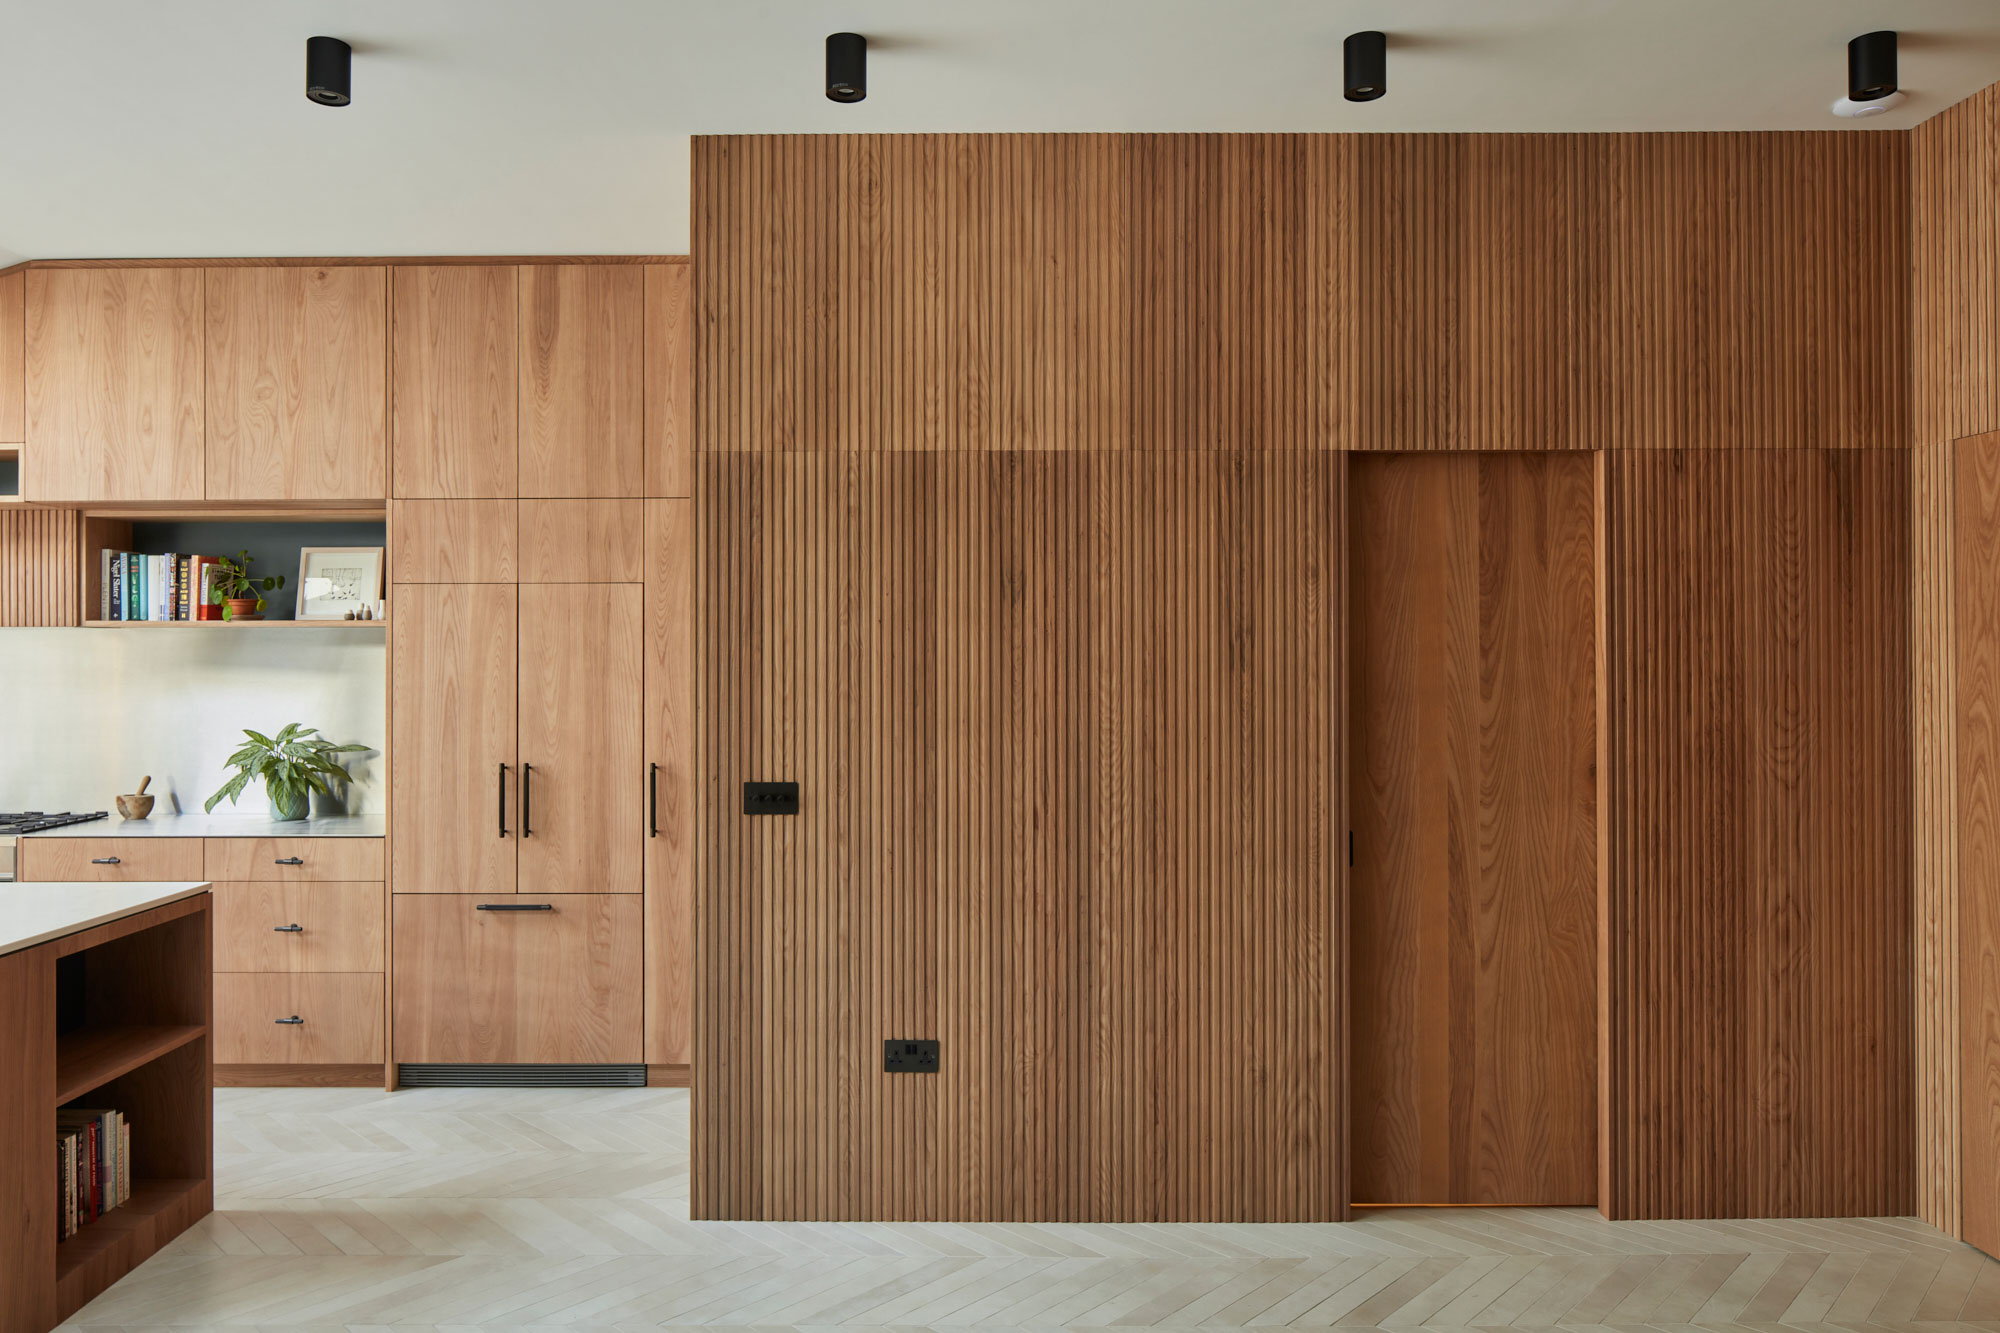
390,266,517,499
644,501,695,1065
390,499,516,583
1956,433,2000,1258
25,268,204,502
519,499,643,582
202,838,384,882
520,265,643,498
214,973,383,1063
391,584,517,893
0,268,23,446
392,894,642,1063
644,264,692,498
18,837,204,883
204,266,387,501
211,882,384,972
1348,453,1597,1207
516,583,643,893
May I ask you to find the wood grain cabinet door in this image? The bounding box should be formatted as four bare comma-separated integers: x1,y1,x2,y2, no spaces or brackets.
391,583,518,893
519,265,644,498
24,267,204,502
390,265,518,498
392,894,642,1063
643,500,695,1064
516,582,644,893
205,266,387,500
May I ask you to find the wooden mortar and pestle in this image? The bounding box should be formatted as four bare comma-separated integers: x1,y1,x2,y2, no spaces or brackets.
116,776,155,821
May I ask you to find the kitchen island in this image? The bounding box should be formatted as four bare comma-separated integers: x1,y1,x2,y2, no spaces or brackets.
0,882,212,1333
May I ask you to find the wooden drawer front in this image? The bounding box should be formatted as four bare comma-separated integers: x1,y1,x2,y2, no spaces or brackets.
212,882,384,973
20,837,204,882
393,894,641,1064
215,973,384,1063
204,838,385,882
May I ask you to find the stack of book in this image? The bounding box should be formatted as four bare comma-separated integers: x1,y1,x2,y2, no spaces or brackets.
99,551,225,621
55,1107,130,1239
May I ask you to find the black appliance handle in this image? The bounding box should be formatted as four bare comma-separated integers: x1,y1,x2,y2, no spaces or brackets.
521,763,533,838
498,763,510,838
476,902,554,912
649,763,659,838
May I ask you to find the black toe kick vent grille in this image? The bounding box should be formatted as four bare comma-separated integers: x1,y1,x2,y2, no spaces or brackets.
397,1063,646,1088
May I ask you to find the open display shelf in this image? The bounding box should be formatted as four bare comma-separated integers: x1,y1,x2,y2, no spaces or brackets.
80,618,385,629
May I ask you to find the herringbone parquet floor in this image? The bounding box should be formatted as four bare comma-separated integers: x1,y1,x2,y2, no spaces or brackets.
60,1087,2000,1331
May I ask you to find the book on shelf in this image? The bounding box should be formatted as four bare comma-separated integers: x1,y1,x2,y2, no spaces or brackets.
55,1108,128,1240
98,550,229,622
149,554,169,622
195,555,219,620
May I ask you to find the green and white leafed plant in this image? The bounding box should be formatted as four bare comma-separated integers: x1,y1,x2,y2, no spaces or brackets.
205,723,369,817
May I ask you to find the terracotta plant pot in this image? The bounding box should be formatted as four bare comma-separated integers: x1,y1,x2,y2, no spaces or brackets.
224,597,264,621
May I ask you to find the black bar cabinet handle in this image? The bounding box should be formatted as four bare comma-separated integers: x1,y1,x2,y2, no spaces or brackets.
498,762,510,838
275,856,304,866
91,856,121,865
274,1015,304,1025
649,763,659,838
273,923,304,933
476,902,554,912
521,763,533,838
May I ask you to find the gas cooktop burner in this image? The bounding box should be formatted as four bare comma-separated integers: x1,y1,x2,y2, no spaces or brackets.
0,811,110,834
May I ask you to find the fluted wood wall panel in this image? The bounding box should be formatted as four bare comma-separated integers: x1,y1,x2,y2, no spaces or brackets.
1911,81,2000,1243
0,508,78,626
1599,449,1912,1219
694,133,1907,455
696,451,1345,1221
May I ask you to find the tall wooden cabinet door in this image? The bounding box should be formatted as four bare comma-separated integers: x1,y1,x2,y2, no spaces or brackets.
393,894,642,1063
644,501,695,1064
24,268,204,502
391,265,517,498
391,584,518,893
644,265,692,498
0,268,24,446
520,265,644,498
205,266,387,500
516,582,644,893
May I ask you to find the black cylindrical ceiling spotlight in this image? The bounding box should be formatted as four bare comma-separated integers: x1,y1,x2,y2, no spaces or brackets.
306,35,351,106
1848,30,1898,101
826,32,867,103
1345,30,1387,102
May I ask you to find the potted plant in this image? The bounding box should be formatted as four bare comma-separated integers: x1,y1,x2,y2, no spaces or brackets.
205,723,368,822
209,550,286,621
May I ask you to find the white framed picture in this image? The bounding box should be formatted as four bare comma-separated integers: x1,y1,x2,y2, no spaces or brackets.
297,547,384,621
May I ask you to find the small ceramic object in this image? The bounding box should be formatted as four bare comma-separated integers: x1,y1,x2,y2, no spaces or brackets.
116,775,155,821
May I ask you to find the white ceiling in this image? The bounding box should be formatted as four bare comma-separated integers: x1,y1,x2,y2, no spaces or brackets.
2,0,1997,267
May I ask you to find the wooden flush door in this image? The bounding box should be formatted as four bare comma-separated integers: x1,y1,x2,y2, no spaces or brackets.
519,265,644,499
1348,452,1598,1207
516,582,644,893
390,584,518,893
390,265,518,498
643,500,695,1064
205,266,387,500
24,267,204,502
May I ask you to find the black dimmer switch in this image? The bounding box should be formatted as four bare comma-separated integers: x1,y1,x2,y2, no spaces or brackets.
742,781,800,815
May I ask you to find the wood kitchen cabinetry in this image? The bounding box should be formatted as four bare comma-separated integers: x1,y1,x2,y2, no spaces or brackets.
24,268,205,503
0,268,24,448
644,500,695,1067
390,266,518,499
392,894,643,1064
204,266,387,501
520,265,645,498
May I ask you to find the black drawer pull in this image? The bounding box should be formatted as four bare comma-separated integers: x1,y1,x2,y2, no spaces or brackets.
274,923,304,933
275,856,304,866
274,1015,304,1025
91,856,121,865
476,902,554,912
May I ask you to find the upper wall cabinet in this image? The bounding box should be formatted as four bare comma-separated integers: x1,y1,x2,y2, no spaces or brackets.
521,265,645,498
205,267,387,501
392,265,518,499
0,270,24,447
25,268,205,503
645,265,692,498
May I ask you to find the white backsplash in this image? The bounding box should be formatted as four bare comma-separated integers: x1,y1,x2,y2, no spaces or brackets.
0,628,385,816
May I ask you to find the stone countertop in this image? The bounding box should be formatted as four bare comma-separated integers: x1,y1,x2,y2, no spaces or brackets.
0,882,211,956
20,813,386,838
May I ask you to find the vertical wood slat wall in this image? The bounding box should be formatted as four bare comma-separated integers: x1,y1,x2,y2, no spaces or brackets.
1913,80,2000,1244
1599,450,1912,1219
697,452,1345,1221
0,508,78,626
695,131,1918,1222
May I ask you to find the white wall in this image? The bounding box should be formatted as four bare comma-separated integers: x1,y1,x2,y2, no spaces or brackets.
0,629,385,816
